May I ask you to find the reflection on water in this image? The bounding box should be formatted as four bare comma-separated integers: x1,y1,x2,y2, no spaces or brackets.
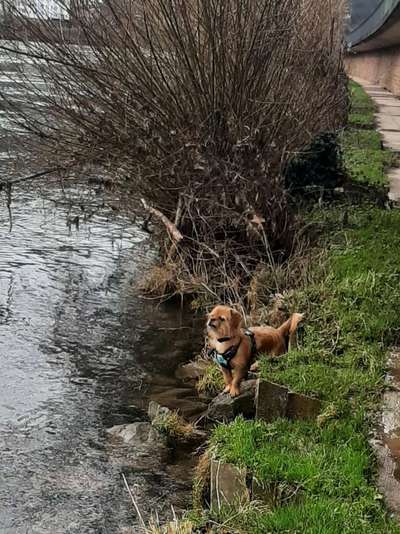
0,184,200,533
0,42,202,532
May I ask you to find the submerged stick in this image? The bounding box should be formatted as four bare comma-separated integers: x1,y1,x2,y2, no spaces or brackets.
121,473,146,530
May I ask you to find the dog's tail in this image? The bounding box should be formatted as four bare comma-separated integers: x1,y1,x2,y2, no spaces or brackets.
277,313,304,350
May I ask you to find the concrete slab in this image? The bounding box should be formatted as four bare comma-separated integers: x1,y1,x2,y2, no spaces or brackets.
388,169,400,201
378,106,400,116
363,84,383,91
368,91,393,98
378,116,400,131
380,130,400,151
375,97,400,106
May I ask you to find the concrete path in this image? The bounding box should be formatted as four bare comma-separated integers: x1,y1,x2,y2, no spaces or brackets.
352,77,400,201
352,78,400,520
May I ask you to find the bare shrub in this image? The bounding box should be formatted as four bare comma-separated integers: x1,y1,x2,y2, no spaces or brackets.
0,0,347,306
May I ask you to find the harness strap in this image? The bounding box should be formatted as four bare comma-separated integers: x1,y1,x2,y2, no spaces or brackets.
244,329,257,359
209,339,241,370
210,330,257,370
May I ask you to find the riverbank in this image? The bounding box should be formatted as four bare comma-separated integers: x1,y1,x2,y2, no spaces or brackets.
176,82,400,533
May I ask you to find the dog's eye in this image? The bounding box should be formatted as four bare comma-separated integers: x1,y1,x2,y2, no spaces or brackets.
220,317,225,321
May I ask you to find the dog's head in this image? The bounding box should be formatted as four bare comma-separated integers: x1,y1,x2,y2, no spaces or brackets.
207,305,242,339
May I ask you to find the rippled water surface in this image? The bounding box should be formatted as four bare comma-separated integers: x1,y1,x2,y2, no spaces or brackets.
0,43,200,533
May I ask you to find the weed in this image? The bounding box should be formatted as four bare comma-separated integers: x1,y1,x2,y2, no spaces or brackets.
145,518,196,534
152,411,194,441
196,362,225,397
192,451,211,511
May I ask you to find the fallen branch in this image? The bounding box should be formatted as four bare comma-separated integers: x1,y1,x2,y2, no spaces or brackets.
141,198,184,243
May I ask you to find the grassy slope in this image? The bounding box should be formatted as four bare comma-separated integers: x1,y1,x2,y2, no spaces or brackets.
203,83,400,532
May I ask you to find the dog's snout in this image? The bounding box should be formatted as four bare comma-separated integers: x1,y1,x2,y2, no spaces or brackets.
207,318,216,327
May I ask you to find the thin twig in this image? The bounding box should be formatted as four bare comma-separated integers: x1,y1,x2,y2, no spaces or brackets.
121,473,146,531
1,167,64,186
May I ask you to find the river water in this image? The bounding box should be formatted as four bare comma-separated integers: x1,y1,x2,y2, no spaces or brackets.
0,45,201,533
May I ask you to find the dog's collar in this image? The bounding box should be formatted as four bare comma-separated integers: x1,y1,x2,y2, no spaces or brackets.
217,336,232,343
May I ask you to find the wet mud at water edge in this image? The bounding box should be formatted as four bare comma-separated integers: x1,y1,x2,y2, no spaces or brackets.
0,183,204,533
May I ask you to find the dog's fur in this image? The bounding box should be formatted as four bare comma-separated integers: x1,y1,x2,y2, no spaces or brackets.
207,305,304,397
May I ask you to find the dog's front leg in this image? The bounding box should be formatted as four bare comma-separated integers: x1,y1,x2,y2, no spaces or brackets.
230,366,247,397
221,367,233,394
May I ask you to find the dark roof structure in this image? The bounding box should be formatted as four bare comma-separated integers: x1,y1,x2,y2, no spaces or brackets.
348,0,400,51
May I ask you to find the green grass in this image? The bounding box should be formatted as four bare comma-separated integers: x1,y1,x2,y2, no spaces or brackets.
348,81,376,129
349,110,375,128
341,129,382,150
221,496,395,534
209,418,397,533
262,207,400,402
349,81,375,111
341,130,395,186
341,84,395,186
196,82,400,533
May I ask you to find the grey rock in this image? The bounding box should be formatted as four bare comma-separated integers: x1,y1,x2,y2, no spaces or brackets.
255,380,321,422
157,398,208,420
151,387,196,402
106,422,169,469
106,422,165,447
287,392,321,420
255,380,289,422
147,400,172,422
207,380,257,422
175,360,210,381
210,460,249,511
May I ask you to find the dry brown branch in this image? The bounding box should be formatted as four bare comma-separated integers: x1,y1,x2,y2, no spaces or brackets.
141,198,184,243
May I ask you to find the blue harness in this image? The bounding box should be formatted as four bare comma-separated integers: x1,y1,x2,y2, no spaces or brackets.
210,330,257,370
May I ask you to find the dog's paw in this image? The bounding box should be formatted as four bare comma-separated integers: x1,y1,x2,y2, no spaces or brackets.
250,361,260,372
230,386,240,398
223,385,231,394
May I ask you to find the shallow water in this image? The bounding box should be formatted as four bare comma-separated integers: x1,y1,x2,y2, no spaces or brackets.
0,44,201,533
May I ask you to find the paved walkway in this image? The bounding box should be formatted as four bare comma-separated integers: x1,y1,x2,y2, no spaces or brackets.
353,78,400,520
352,77,400,201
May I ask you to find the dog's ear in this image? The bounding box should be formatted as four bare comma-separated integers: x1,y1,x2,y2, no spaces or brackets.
230,308,242,331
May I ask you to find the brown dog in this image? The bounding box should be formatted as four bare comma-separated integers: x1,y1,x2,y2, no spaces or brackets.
207,305,304,397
